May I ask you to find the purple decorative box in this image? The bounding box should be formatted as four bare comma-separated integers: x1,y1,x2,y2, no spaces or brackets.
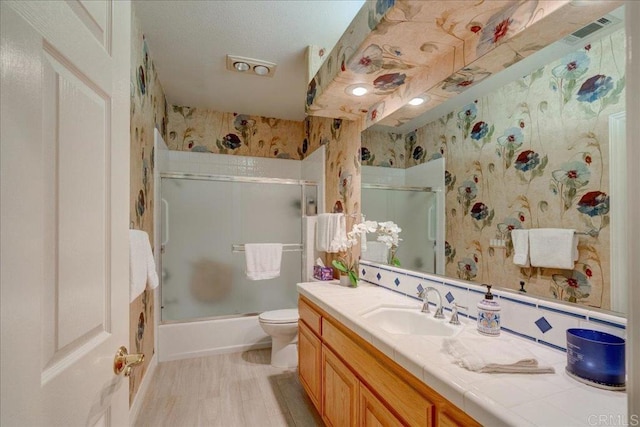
313,265,334,281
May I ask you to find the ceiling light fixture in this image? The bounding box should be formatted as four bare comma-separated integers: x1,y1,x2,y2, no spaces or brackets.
253,65,270,76
351,86,368,96
233,61,250,72
408,97,425,106
226,55,277,77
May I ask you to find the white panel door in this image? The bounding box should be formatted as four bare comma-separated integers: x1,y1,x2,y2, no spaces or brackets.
0,1,130,426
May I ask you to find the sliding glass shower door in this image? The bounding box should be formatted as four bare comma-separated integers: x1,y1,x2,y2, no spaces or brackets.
160,176,307,322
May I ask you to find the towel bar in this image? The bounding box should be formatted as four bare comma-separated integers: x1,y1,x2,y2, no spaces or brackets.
232,243,303,253
509,229,594,237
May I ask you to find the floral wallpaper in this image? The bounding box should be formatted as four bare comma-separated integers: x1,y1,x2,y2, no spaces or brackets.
129,10,167,405
306,0,621,129
167,107,306,159
396,29,624,310
306,116,362,269
360,128,406,168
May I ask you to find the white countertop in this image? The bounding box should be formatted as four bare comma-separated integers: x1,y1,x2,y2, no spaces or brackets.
298,281,628,427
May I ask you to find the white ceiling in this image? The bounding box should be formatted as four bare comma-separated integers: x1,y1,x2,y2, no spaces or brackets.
133,0,366,122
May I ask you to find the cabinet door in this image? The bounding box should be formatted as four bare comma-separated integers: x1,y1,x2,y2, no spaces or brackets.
299,320,322,412
437,408,480,427
323,345,359,427
359,384,405,427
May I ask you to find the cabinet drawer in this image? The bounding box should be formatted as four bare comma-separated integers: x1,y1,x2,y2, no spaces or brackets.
299,297,322,335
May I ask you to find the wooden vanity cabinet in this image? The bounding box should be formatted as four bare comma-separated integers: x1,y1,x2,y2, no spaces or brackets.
298,296,479,427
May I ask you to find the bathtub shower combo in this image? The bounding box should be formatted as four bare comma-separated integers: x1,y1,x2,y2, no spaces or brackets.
159,172,317,365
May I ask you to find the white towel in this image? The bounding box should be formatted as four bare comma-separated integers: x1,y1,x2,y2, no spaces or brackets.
529,228,579,269
360,214,368,253
129,230,159,303
511,229,530,267
245,243,283,280
443,337,555,374
316,213,347,253
330,214,347,253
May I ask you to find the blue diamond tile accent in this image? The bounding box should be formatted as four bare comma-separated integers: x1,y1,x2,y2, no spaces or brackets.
445,292,455,303
417,283,424,293
535,316,553,334
394,277,400,286
376,272,381,280
361,268,366,276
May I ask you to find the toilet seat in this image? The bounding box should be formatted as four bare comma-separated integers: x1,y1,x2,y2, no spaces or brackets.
259,309,299,324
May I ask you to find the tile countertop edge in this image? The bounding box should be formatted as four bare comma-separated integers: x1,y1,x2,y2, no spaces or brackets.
296,281,627,427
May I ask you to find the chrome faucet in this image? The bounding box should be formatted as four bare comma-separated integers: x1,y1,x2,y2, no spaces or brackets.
449,302,468,325
417,287,445,319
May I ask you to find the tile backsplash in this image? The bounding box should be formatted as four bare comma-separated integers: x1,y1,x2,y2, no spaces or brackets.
359,260,626,352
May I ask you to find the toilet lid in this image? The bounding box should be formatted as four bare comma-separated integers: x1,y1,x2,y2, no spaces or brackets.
259,309,299,324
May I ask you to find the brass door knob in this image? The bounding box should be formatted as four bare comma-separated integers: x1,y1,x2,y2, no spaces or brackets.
113,346,145,377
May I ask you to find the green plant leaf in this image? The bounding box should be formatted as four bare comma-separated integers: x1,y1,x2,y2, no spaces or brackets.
348,270,358,287
391,257,401,267
332,259,348,273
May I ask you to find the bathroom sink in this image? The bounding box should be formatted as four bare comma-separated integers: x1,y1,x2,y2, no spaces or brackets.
362,306,461,337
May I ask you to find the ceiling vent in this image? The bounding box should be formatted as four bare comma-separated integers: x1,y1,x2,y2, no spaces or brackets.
226,55,277,77
563,14,621,44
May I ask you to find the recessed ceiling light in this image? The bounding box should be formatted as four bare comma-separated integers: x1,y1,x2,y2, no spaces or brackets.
351,86,368,96
408,97,425,106
234,61,250,72
254,65,270,76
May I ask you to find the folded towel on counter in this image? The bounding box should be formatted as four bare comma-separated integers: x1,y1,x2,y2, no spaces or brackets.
316,213,347,253
511,229,530,267
245,243,283,280
129,230,159,302
442,337,555,374
529,228,578,269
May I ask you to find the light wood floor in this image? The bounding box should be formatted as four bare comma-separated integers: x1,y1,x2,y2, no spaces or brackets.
134,348,323,427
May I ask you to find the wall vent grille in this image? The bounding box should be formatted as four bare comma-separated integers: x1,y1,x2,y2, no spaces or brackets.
563,14,620,44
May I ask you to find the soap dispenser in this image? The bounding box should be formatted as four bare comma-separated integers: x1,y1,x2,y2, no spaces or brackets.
477,284,501,336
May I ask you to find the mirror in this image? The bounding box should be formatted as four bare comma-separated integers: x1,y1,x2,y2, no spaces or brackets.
360,158,445,276
360,6,626,315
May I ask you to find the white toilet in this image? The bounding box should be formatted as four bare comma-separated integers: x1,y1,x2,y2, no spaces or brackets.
258,308,299,368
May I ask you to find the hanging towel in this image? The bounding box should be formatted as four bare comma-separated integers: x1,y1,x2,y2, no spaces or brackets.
511,229,530,267
360,214,368,253
443,337,555,374
245,243,283,280
529,228,578,269
316,213,347,253
329,213,347,253
129,230,159,303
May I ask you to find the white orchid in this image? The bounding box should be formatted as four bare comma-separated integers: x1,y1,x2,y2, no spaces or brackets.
376,221,402,248
347,220,379,246
333,218,403,286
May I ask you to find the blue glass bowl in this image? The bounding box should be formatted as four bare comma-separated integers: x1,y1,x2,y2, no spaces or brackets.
566,328,625,390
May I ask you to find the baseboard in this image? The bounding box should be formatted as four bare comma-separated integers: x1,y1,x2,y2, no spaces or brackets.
129,353,158,424
160,340,271,362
